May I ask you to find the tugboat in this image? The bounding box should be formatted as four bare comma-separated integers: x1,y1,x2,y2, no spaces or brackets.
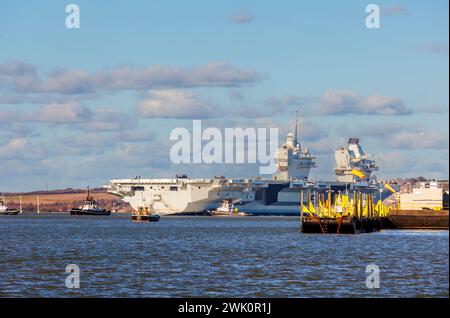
0,196,19,215
208,199,251,217
131,203,160,222
70,187,111,216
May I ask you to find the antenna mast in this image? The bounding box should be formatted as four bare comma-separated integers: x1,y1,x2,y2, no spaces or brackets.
294,110,299,147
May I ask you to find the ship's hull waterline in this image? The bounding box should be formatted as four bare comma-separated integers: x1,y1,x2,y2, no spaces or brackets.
105,178,394,216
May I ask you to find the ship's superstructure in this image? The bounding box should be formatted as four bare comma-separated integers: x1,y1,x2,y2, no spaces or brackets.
105,117,393,216
334,138,378,183
273,113,316,181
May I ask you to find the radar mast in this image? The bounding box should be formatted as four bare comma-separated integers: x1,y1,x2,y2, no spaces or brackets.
294,110,300,148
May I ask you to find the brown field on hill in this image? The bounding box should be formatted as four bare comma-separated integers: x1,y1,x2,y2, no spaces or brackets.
2,189,132,213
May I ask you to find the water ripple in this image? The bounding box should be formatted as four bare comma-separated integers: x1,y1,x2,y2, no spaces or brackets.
0,214,448,297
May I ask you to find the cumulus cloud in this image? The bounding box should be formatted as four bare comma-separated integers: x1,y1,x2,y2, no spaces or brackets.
90,62,260,90
351,123,449,150
0,102,133,130
0,60,37,77
0,60,261,97
229,9,254,24
138,89,220,119
0,101,92,124
254,91,411,117
377,150,449,178
316,90,412,116
0,138,47,160
385,128,448,149
39,69,94,94
0,138,27,158
36,102,92,123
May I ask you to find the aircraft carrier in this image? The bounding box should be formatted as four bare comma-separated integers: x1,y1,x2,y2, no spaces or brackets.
105,119,397,216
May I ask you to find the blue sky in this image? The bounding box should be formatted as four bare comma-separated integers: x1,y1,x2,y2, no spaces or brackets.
0,0,448,191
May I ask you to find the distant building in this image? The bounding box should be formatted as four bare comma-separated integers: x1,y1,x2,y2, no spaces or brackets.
397,180,449,211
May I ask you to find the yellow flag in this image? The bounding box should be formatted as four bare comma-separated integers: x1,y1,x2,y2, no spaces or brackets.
384,183,396,194
336,193,342,205
302,204,314,216
352,169,366,179
376,199,382,213
342,194,348,205
309,201,317,213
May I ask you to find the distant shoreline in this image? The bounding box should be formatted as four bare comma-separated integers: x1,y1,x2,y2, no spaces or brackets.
1,187,107,196
1,188,132,213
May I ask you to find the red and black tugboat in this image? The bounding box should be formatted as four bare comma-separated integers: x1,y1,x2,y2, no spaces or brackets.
70,187,111,216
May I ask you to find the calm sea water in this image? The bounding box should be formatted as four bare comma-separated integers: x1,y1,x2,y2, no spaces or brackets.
0,213,448,298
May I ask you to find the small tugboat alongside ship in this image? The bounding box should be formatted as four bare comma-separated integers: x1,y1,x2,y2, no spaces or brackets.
70,188,111,216
0,196,19,215
131,204,160,222
207,199,251,217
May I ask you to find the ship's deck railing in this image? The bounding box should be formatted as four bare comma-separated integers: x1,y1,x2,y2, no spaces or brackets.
108,178,215,184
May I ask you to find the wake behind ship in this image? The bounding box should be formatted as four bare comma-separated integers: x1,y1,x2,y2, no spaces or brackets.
105,118,394,216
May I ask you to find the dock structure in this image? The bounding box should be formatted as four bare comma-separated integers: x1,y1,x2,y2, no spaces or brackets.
300,190,391,234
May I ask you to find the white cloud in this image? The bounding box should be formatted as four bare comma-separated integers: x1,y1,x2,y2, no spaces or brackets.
0,138,47,160
36,101,92,123
0,102,133,129
0,138,27,157
138,89,220,119
317,90,412,116
385,129,448,149
39,69,93,94
351,123,449,150
377,150,449,179
0,60,261,97
0,60,36,77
